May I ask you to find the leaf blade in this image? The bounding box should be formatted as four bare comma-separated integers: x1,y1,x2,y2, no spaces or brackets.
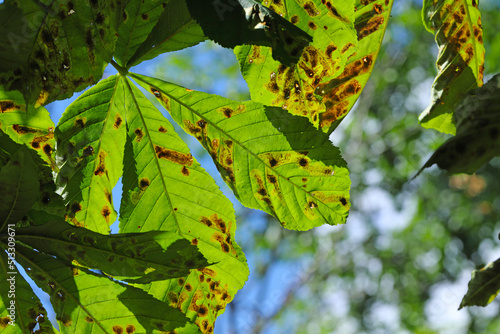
16,220,211,284
419,0,485,134
118,76,248,332
133,73,350,231
15,244,198,333
460,258,500,309
55,75,126,233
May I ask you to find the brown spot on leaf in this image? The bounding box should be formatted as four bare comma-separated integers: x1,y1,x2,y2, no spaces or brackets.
113,325,124,334
0,101,21,113
134,128,144,141
158,126,167,133
126,325,136,333
141,13,149,20
181,166,190,176
114,115,122,129
192,238,198,245
303,1,318,16
291,15,299,24
102,206,111,222
12,124,38,134
139,178,150,190
154,146,193,165
85,316,94,323
94,151,107,176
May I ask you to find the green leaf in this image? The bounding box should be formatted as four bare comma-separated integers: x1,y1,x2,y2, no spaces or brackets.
0,247,56,333
118,76,248,332
0,144,39,231
460,258,500,309
235,0,366,129
16,220,210,284
0,0,122,105
419,0,485,134
55,75,126,233
417,74,500,175
15,244,199,333
186,0,312,66
126,0,207,68
113,0,169,67
0,87,56,168
133,73,350,231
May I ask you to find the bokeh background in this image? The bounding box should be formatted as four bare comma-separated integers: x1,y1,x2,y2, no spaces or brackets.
41,0,500,333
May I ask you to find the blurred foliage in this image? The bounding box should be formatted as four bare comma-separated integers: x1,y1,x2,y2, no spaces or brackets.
154,1,500,333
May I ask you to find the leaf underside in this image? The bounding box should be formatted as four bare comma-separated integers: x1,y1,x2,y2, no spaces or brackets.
133,73,351,231
418,74,500,175
460,257,500,309
419,0,485,134
235,0,393,131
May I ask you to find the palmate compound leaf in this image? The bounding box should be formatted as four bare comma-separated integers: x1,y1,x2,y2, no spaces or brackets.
235,0,392,131
185,0,312,66
419,0,485,134
0,87,56,169
118,77,248,333
416,74,500,175
0,246,56,333
0,0,123,105
126,0,207,68
16,220,210,284
460,257,500,309
0,143,39,231
132,73,351,231
14,244,200,333
55,75,127,234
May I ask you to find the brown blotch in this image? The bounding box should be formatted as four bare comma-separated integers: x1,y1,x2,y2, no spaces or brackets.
340,197,347,206
303,1,318,16
104,188,112,203
70,202,82,214
113,325,124,334
114,115,122,129
267,175,277,184
185,284,193,292
126,325,136,334
191,238,198,245
181,166,190,176
199,267,216,277
178,278,185,286
291,15,299,24
158,126,167,133
308,21,317,30
12,124,38,134
94,151,107,176
150,87,161,98
134,128,144,142
201,216,213,227
0,101,21,113
154,145,193,166
373,3,383,14
139,178,150,190
221,107,233,118
299,158,308,167
101,206,111,222
356,16,385,40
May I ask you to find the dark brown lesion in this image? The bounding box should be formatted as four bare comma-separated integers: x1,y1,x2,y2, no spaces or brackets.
154,145,193,166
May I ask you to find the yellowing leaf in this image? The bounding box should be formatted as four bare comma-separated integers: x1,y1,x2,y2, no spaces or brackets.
419,0,485,134
133,73,350,231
